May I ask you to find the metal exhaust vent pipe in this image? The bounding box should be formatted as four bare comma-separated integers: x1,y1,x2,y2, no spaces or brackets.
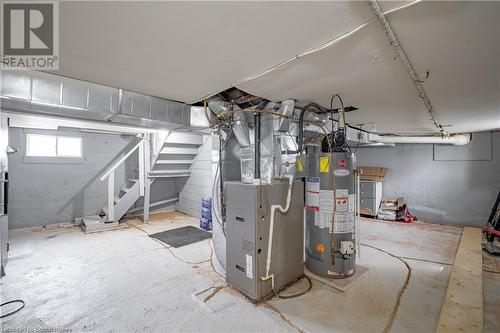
232,112,252,148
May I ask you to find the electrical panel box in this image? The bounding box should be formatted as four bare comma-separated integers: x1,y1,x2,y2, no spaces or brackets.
226,180,304,301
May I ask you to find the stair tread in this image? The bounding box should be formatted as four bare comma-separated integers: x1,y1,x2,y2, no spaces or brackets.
165,132,203,145
149,173,190,178
120,185,131,192
160,147,198,154
83,220,120,233
155,160,193,164
82,215,102,221
149,169,191,174
82,215,107,228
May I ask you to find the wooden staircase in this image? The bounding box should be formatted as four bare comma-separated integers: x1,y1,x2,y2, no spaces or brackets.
79,132,203,233
149,132,203,179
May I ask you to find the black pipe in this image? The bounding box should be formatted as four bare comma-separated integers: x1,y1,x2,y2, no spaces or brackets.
218,136,225,215
254,112,261,179
285,102,331,155
3,172,7,215
297,102,331,113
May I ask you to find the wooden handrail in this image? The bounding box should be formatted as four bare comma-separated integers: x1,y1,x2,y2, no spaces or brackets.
100,139,144,181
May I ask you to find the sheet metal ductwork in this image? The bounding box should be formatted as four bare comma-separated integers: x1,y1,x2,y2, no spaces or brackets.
232,112,252,148
0,71,190,129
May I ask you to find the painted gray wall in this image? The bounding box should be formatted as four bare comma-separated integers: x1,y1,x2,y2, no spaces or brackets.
356,131,500,226
8,127,176,229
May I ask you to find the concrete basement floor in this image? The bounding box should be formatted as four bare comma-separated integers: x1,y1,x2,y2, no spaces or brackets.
1,212,498,333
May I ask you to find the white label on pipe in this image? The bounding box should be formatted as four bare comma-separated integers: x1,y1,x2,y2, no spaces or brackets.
334,212,355,233
336,189,348,197
306,177,320,210
319,190,334,213
336,197,348,212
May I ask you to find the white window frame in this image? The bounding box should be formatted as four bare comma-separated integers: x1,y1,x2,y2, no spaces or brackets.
23,131,84,164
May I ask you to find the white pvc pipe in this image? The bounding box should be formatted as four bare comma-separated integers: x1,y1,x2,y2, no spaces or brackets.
368,133,471,146
261,175,294,285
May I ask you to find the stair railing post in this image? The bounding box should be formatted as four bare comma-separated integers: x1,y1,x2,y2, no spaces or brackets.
107,172,115,222
138,138,145,197
144,134,151,223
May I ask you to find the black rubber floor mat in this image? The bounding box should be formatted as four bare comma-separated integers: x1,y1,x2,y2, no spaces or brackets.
149,225,212,248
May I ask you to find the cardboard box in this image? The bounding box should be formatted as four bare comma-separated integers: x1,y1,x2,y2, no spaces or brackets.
358,166,387,182
379,197,405,211
359,207,375,216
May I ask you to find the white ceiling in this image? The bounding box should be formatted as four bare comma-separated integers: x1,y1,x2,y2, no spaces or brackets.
55,1,500,134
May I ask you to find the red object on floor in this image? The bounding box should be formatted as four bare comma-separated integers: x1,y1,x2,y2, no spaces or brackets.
483,226,500,237
384,205,417,223
403,214,417,223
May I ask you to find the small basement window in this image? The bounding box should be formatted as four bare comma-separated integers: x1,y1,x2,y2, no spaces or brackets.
26,134,82,159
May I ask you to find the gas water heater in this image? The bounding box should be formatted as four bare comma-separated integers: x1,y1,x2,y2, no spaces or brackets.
304,106,357,279
305,149,356,278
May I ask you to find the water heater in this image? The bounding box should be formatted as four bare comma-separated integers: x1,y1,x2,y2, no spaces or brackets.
305,146,356,278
